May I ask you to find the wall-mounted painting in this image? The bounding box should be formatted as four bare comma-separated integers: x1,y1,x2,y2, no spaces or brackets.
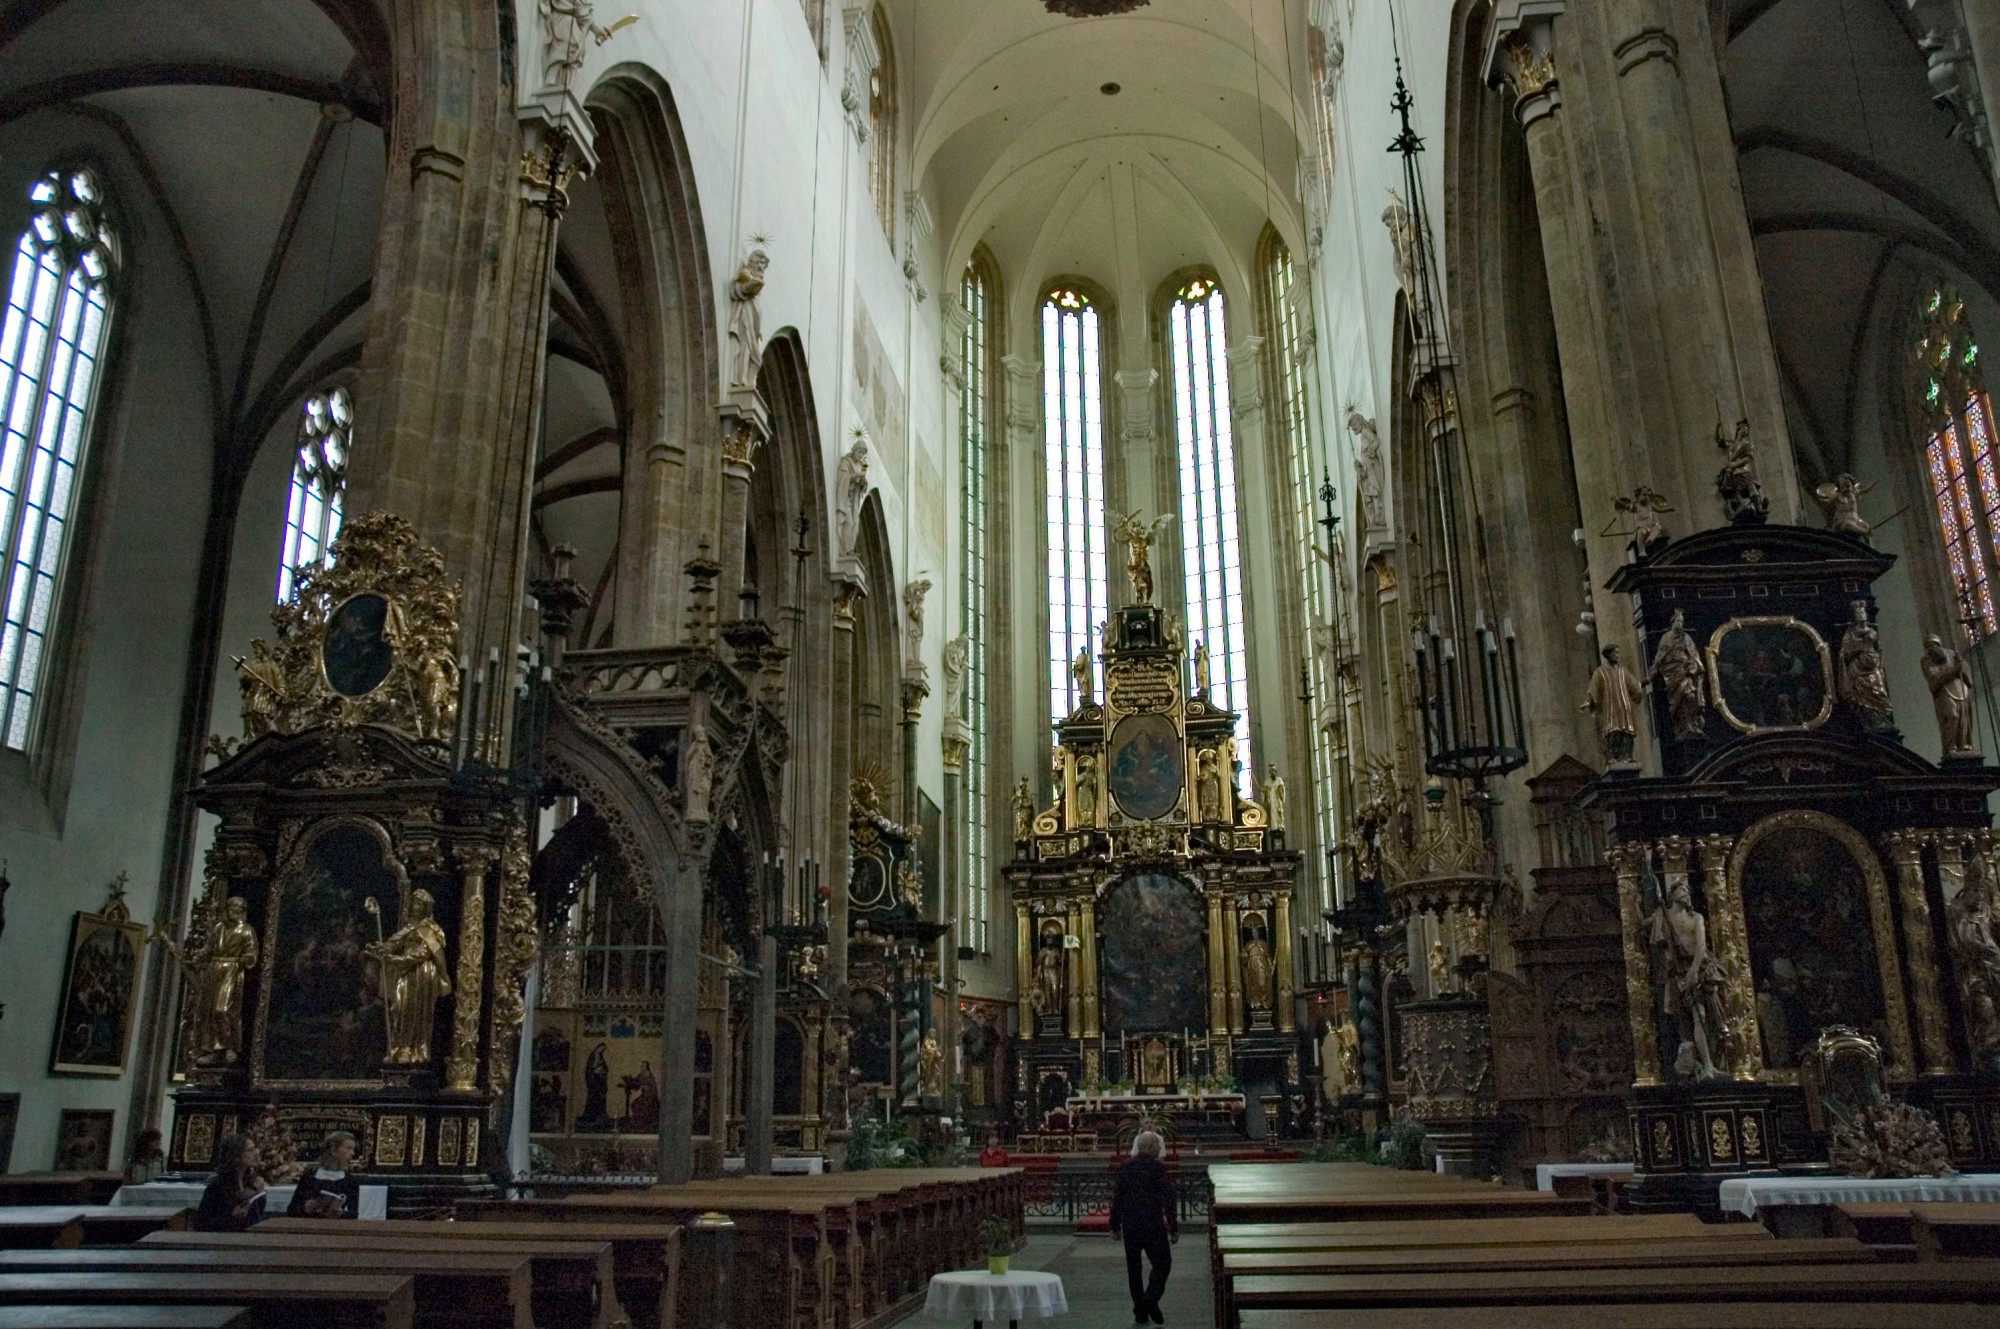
1100,872,1207,1033
1108,714,1184,821
53,1108,113,1171
1706,617,1833,733
49,902,147,1076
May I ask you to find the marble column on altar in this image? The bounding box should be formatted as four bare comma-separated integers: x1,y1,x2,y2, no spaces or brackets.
1206,890,1228,1034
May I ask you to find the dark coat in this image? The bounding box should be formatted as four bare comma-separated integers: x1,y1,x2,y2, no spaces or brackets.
1109,1154,1178,1238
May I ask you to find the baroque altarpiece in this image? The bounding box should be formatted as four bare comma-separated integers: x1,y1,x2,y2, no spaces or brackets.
1003,601,1301,1136
1590,518,2000,1210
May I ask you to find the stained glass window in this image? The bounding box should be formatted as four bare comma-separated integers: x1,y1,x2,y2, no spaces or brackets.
1044,287,1107,723
960,260,991,954
1918,287,2000,638
278,385,350,602
0,168,116,752
1171,277,1252,792
867,5,896,239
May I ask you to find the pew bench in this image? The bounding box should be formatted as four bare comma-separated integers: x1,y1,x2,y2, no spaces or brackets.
0,1182,124,1210
1912,1203,2000,1261
0,1272,412,1329
1238,1303,2000,1329
142,1230,619,1329
0,1217,81,1252
0,1247,531,1329
261,1218,676,1329
0,1309,252,1329
0,1210,188,1254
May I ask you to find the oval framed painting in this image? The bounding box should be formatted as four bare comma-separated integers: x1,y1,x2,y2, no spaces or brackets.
321,592,396,698
1107,713,1184,821
1704,616,1833,734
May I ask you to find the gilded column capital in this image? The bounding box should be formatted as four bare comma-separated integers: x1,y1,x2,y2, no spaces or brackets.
1492,22,1562,128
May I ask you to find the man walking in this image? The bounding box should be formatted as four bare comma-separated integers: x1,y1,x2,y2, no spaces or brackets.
1109,1129,1178,1324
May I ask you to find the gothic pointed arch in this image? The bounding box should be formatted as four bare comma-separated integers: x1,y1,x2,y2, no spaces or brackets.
853,490,901,805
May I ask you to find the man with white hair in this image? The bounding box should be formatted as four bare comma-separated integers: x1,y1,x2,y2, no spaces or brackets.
1109,1128,1178,1324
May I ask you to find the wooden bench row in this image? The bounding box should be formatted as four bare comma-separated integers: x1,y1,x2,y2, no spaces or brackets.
0,1209,190,1251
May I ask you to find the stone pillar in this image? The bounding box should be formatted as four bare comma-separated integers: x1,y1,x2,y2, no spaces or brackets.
655,856,705,1184
715,398,769,617
743,928,778,1174
1889,831,1957,1077
1609,842,1664,1086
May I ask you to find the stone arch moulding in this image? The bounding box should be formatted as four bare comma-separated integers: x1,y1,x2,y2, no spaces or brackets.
542,696,694,909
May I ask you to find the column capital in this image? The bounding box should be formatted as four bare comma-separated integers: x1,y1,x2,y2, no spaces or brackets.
1487,9,1564,127
719,391,770,472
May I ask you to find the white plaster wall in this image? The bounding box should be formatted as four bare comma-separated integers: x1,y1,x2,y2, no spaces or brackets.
0,109,212,1172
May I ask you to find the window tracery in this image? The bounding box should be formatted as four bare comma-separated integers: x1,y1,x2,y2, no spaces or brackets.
1043,286,1107,723
961,257,993,953
278,385,350,603
1918,286,2000,639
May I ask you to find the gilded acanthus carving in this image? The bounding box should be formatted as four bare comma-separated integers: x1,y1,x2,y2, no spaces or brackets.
487,817,539,1111
230,514,462,744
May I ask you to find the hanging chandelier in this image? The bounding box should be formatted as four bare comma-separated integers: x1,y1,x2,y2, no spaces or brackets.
1043,0,1149,16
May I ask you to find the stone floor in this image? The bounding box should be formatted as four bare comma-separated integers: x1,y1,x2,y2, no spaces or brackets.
907,1228,1215,1328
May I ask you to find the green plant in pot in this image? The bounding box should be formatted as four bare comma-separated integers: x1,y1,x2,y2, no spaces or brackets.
978,1216,1014,1275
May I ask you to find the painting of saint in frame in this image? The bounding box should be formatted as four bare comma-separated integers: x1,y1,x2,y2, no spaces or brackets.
50,906,147,1076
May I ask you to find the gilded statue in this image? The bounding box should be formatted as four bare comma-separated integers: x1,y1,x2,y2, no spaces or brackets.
917,1031,945,1100
1070,646,1092,705
370,889,452,1066
1945,887,2000,1072
1141,1037,1170,1091
1262,764,1287,831
1649,609,1707,740
160,896,260,1066
1610,487,1674,556
1075,752,1098,825
1813,473,1875,540
1838,601,1895,732
1647,877,1728,1081
1196,748,1224,823
1581,644,1642,764
1923,635,1978,757
1241,915,1274,1010
1111,510,1172,605
1194,639,1212,695
1013,777,1035,841
1032,926,1066,1019
1715,418,1769,524
234,643,292,740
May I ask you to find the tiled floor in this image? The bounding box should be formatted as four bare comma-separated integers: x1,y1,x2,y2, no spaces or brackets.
915,1229,1215,1328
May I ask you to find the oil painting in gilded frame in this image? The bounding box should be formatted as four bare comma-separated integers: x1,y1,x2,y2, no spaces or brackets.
1107,713,1184,821
49,905,147,1076
1705,617,1833,734
53,1108,113,1170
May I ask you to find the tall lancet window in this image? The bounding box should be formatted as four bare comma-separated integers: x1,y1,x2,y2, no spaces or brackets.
1919,286,2000,638
278,385,350,601
0,168,116,752
1043,286,1107,722
960,257,993,953
1171,276,1251,789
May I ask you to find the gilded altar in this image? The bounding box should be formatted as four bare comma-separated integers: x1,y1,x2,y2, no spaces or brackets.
168,515,535,1201
1003,603,1301,1135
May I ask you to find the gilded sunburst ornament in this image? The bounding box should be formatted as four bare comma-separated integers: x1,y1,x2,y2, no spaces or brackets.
1044,0,1150,15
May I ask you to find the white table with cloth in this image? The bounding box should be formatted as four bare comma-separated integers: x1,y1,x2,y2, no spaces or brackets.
924,1269,1067,1327
111,1180,390,1219
1719,1173,2000,1237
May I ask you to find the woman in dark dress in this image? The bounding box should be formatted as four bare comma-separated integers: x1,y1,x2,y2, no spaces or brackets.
1108,1129,1178,1325
194,1134,268,1232
287,1130,362,1218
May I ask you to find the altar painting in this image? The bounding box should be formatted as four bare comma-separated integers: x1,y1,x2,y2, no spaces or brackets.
1108,714,1184,821
1101,873,1206,1033
1707,619,1831,732
1740,823,1890,1068
260,823,399,1084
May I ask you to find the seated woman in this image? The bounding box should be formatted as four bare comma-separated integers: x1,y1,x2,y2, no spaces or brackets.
287,1130,362,1218
194,1134,268,1232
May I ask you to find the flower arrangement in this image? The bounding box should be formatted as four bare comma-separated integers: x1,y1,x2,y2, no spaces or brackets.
978,1216,1014,1274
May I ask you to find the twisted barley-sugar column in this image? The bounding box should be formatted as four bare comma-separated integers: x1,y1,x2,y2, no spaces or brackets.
1889,830,1958,1076
1078,895,1100,1039
1610,842,1664,1086
1695,833,1762,1080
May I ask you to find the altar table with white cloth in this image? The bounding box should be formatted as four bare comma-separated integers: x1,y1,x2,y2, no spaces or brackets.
924,1269,1067,1326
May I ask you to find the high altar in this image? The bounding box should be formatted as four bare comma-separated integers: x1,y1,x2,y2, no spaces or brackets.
1004,596,1301,1135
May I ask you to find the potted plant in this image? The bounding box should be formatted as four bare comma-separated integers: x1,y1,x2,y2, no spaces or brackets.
978,1216,1014,1275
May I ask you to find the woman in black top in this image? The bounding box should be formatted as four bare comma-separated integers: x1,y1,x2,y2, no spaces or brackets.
1108,1129,1178,1325
288,1130,362,1218
194,1134,267,1232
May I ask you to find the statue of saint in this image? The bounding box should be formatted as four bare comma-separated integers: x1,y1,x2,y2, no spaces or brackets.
1923,634,1977,757
1428,940,1453,995
1070,646,1092,705
1613,487,1675,556
1945,886,2000,1071
917,1032,945,1100
1032,926,1065,1019
1813,472,1875,539
1262,764,1287,831
1111,510,1171,604
1194,639,1212,696
1647,877,1728,1080
835,434,870,560
1013,777,1035,841
369,889,452,1066
1141,1037,1171,1091
1581,644,1642,764
1649,608,1707,740
1196,748,1223,823
167,896,260,1066
1715,418,1769,523
1345,409,1386,532
1839,601,1895,731
1241,917,1274,1010
1074,753,1098,825
726,246,769,388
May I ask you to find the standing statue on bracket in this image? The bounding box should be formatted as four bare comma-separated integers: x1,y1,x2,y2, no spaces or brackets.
1647,876,1729,1081
1922,634,1978,758
1241,912,1275,1012
902,578,931,670
1814,473,1876,540
1839,601,1896,733
1715,418,1770,524
835,432,870,561
1194,639,1213,696
1013,777,1035,842
1650,608,1708,740
1111,510,1172,605
727,244,770,389
1581,644,1643,765
1074,752,1098,825
1262,764,1287,831
942,635,969,721
158,896,260,1067
1345,408,1387,533
1070,646,1093,706
369,889,452,1067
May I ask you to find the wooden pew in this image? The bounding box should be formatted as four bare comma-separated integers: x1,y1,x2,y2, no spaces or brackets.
0,1217,82,1252
261,1218,676,1329
1239,1304,2000,1329
1214,1213,1765,1252
0,1273,413,1329
141,1230,619,1329
69,1210,189,1247
1230,1262,2000,1315
0,1248,531,1329
0,1208,181,1252
0,1306,254,1329
1911,1204,2000,1261
0,1181,123,1210
1218,1238,1884,1329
